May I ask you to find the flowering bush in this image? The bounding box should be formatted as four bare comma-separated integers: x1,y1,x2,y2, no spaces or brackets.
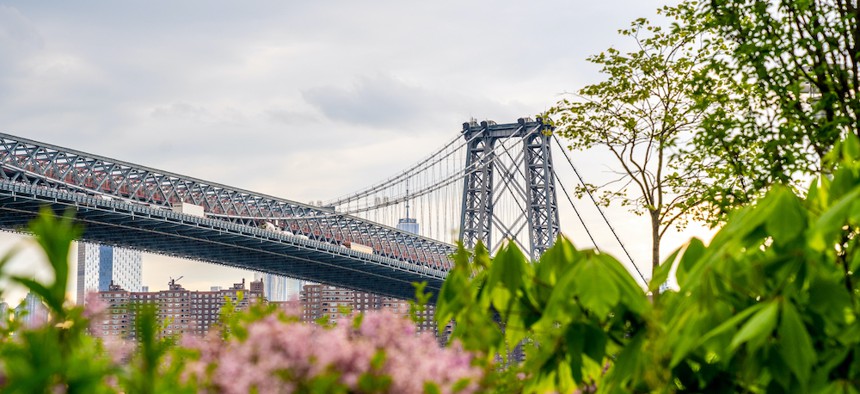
181,310,481,393
0,209,486,393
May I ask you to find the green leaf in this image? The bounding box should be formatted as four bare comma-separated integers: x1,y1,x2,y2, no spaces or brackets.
675,238,706,288
424,382,441,394
604,332,645,388
572,254,619,318
593,253,648,315
649,255,674,292
485,242,528,315
829,167,858,204
779,301,815,385
563,324,585,384
843,133,860,161
730,301,778,351
435,244,473,329
708,203,769,251
581,324,607,363
808,278,851,327
809,188,860,251
670,303,764,367
534,274,580,332
764,186,806,244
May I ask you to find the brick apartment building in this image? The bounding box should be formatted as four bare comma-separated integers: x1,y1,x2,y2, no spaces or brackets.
95,278,265,339
300,284,442,339
95,279,449,345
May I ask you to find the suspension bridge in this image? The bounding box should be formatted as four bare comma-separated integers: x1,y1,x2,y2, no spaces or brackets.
0,118,643,299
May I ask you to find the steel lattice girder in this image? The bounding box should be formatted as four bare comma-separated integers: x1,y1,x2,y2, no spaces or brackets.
459,136,495,250
458,118,560,259
523,131,560,261
0,133,456,299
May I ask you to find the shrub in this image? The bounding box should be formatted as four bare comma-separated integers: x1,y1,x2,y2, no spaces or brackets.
437,135,860,392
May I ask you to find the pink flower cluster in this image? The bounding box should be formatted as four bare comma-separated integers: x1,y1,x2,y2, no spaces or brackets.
181,310,482,393
82,292,107,320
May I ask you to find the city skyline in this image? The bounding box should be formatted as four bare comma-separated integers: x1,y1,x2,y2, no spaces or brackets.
0,0,713,303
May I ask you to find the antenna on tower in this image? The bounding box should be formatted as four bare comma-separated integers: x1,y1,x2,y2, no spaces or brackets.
397,178,420,235
405,178,410,220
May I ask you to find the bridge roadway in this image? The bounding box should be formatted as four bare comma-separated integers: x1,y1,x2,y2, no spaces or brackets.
0,133,455,300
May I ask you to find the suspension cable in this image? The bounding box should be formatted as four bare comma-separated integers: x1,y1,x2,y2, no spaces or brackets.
341,158,484,214
326,132,480,206
343,126,535,217
552,162,601,251
551,134,648,285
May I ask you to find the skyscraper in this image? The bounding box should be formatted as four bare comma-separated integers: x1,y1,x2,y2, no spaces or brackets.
15,291,48,328
396,217,420,235
253,272,303,302
77,242,142,304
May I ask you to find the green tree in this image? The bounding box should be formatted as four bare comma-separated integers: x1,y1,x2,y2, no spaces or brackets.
690,0,860,214
549,3,722,290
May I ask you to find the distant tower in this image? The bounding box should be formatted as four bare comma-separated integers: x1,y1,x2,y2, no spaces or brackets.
76,242,142,304
15,291,49,327
253,272,304,302
397,179,420,235
397,218,419,235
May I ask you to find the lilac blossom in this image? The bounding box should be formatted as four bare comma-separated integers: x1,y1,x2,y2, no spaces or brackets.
182,310,483,393
82,292,107,320
102,337,135,364
82,292,107,337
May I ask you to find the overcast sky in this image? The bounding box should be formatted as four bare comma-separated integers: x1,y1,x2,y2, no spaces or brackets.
0,0,711,303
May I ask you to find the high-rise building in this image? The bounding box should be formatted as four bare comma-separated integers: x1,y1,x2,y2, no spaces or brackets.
15,291,49,328
253,272,303,301
0,300,8,329
396,217,420,235
77,242,142,304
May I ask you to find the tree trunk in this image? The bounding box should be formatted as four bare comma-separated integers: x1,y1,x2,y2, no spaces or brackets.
650,210,661,298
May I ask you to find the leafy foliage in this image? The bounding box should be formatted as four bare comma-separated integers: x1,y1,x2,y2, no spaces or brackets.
548,1,727,283
686,0,860,215
437,238,648,393
438,135,860,392
0,209,117,393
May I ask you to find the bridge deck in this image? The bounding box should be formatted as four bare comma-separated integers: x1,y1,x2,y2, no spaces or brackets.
0,181,447,300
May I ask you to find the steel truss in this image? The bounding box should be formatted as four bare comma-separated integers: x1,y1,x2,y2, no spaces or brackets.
0,133,456,274
459,118,560,260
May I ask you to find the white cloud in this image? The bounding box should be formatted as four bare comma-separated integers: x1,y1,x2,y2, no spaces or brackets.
0,5,41,52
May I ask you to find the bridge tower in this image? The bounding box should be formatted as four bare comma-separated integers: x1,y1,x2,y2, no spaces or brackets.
459,118,560,261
